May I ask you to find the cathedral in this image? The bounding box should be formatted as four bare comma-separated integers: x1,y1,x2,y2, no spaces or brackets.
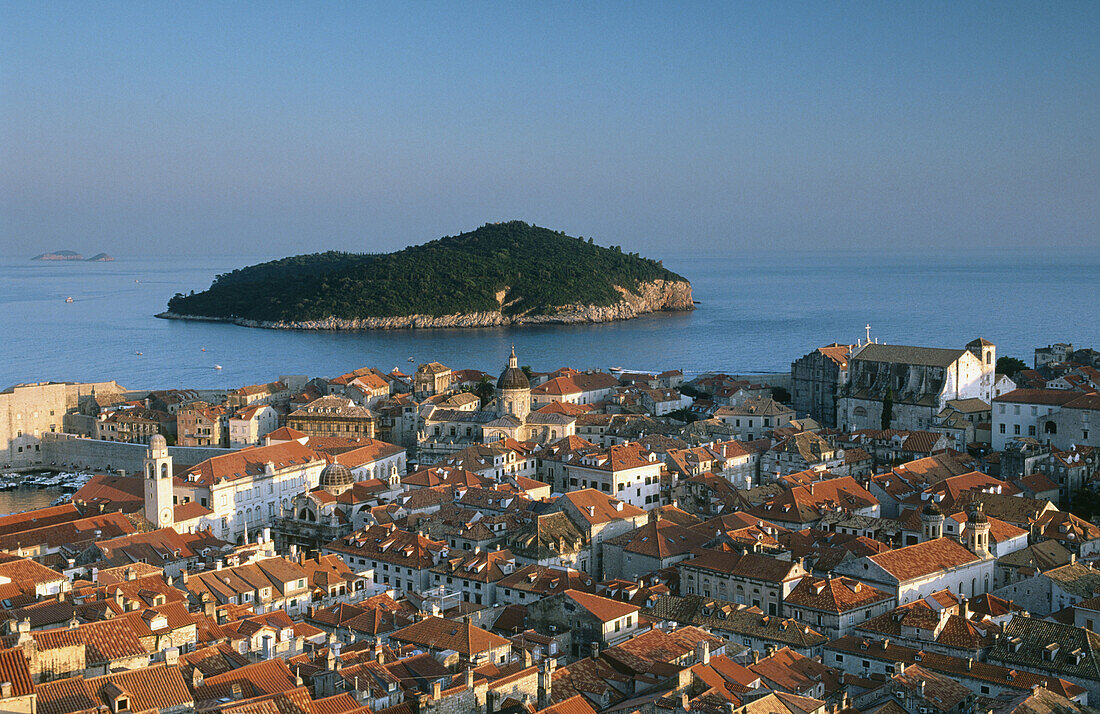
481,347,576,444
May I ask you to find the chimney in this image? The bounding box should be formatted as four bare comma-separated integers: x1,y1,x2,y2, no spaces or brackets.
695,640,711,666
680,692,690,711
538,659,555,710
590,641,599,660
165,646,179,666
752,650,760,664
465,668,475,690
0,682,11,698
192,669,204,688
1071,553,1077,564
523,649,532,667
432,680,441,701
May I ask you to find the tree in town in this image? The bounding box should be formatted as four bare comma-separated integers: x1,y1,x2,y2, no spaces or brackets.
996,356,1028,379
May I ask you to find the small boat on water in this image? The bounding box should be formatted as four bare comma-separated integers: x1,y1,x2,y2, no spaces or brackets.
64,296,74,303
214,364,223,370
201,347,207,352
408,356,415,362
135,351,143,356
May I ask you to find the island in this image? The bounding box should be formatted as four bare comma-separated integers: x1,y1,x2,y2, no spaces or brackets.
31,251,115,261
158,221,694,330
32,250,84,261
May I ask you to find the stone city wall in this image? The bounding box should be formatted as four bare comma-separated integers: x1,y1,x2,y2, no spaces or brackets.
41,432,231,474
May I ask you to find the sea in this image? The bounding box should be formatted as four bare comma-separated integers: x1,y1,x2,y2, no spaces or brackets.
2,251,1098,391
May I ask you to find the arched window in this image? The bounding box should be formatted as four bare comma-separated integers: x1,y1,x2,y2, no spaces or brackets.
160,463,168,478
1045,422,1057,434
147,464,154,478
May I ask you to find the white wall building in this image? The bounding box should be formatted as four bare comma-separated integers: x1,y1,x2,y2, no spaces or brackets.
560,443,664,509
164,440,327,543
228,404,281,448
992,389,1081,451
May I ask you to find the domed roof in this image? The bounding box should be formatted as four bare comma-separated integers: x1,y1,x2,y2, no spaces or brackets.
922,500,943,517
149,434,167,450
969,504,989,524
497,346,530,391
320,462,354,490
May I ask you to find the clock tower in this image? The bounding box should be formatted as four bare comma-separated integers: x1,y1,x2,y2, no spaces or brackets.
144,434,175,529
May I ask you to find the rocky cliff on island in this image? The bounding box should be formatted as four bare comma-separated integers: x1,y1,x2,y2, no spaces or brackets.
159,221,693,331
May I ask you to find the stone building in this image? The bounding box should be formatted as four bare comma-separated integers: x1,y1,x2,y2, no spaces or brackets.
227,403,280,448
791,343,851,427
832,532,994,604
176,402,227,447
413,362,452,398
782,575,894,640
677,550,808,616
1038,394,1100,451
172,439,327,543
1,380,127,468
839,339,995,433
713,397,795,441
527,589,641,655
480,348,578,446
288,396,376,439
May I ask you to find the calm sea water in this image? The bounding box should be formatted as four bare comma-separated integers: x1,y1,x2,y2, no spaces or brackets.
0,252,1097,391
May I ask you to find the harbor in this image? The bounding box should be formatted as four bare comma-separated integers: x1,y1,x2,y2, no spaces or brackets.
0,471,94,515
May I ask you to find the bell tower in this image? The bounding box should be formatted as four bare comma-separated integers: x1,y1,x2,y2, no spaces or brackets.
144,434,175,528
920,500,944,541
967,503,991,558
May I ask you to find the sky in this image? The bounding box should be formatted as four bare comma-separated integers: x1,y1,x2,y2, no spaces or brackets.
1,2,1097,258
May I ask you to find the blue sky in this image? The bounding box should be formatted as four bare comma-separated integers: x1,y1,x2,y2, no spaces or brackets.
1,2,1097,257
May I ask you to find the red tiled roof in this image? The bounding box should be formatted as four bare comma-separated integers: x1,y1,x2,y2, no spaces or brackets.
390,616,510,656
993,389,1085,406
868,538,981,581
182,441,323,486
563,589,638,622
0,647,33,697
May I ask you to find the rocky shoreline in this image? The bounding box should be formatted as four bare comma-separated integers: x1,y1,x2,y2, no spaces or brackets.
157,278,694,331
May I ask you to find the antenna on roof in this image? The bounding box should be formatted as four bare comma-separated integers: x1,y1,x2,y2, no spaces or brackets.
865,324,871,343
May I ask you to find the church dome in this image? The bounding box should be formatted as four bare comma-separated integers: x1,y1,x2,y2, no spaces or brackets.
149,434,167,450
921,500,943,517
497,346,530,390
968,504,989,524
497,366,530,390
320,462,354,490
